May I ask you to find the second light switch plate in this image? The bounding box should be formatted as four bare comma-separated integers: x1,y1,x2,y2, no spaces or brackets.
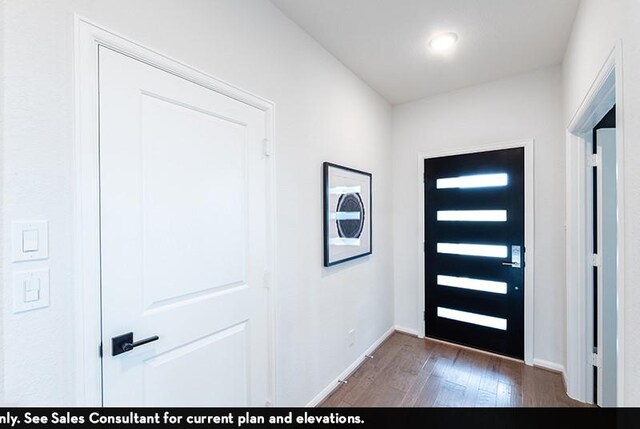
13,269,50,313
12,220,49,262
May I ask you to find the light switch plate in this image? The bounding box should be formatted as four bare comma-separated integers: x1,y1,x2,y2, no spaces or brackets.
12,221,48,262
13,269,50,313
22,229,40,252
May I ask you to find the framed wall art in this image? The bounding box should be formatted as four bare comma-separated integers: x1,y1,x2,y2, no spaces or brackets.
323,162,372,266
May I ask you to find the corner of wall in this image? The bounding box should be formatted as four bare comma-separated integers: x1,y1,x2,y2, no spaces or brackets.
305,327,395,407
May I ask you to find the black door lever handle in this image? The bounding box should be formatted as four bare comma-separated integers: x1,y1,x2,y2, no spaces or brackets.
112,332,159,356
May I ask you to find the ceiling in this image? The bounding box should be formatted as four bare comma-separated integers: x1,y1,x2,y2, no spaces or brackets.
270,0,580,104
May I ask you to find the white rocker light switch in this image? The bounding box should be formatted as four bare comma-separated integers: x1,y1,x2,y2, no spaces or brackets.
13,269,50,313
12,221,49,262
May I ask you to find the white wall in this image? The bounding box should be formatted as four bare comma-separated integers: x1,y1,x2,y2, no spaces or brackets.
0,0,5,406
1,0,394,406
562,0,640,405
392,67,566,368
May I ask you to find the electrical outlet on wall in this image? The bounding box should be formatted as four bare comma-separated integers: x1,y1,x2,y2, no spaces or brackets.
348,329,356,347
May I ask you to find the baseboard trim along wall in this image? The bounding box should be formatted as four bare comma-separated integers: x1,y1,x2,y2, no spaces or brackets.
532,358,565,373
533,358,568,388
394,325,422,337
306,327,395,407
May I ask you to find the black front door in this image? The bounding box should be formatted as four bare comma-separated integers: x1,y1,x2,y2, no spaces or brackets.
424,148,525,359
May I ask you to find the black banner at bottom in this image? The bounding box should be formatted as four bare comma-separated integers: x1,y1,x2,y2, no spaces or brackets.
0,408,635,429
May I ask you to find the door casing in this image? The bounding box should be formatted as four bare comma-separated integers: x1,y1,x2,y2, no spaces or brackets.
417,139,535,366
74,16,277,406
565,40,624,405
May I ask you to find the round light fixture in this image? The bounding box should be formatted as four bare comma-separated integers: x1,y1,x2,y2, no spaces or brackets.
428,32,458,52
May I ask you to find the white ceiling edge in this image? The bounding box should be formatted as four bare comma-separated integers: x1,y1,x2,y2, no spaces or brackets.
270,0,580,105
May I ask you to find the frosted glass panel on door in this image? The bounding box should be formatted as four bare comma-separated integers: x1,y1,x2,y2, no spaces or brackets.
437,275,507,294
437,307,507,330
437,243,508,258
437,210,507,222
436,173,508,189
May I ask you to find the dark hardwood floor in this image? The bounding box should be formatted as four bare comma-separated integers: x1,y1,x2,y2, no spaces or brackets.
319,332,588,407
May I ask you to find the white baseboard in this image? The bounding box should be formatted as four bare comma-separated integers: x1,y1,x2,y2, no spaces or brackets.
394,325,421,337
305,326,395,407
533,358,567,386
533,358,565,373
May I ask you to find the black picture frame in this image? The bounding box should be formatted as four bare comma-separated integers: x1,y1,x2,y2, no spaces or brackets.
323,162,372,267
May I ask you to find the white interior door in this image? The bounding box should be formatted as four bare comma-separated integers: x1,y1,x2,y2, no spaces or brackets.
99,46,271,406
596,128,617,407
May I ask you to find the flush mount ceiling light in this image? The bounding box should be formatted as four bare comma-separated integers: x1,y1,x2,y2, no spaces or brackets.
428,32,458,52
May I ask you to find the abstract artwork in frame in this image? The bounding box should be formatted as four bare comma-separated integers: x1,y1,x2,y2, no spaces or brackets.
323,162,372,267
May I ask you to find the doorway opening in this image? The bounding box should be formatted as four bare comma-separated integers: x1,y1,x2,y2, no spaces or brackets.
588,106,617,406
565,41,623,406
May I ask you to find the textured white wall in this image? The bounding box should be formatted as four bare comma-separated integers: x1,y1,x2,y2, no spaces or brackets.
0,0,5,406
1,0,394,406
392,67,567,368
562,0,640,405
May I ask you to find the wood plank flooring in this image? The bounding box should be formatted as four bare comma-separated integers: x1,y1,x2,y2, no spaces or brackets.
319,332,588,408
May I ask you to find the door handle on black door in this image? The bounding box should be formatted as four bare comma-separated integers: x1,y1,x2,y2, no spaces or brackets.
502,245,522,268
112,332,159,356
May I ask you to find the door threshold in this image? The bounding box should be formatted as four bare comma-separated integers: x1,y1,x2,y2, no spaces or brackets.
422,335,525,365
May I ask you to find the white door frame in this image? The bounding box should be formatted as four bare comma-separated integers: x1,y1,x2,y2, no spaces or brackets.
565,40,624,405
74,16,277,406
416,139,535,365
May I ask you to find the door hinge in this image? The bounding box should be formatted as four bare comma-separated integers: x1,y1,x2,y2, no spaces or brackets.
263,270,272,289
592,352,601,368
591,253,601,267
262,138,272,157
99,342,103,358
589,153,601,167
